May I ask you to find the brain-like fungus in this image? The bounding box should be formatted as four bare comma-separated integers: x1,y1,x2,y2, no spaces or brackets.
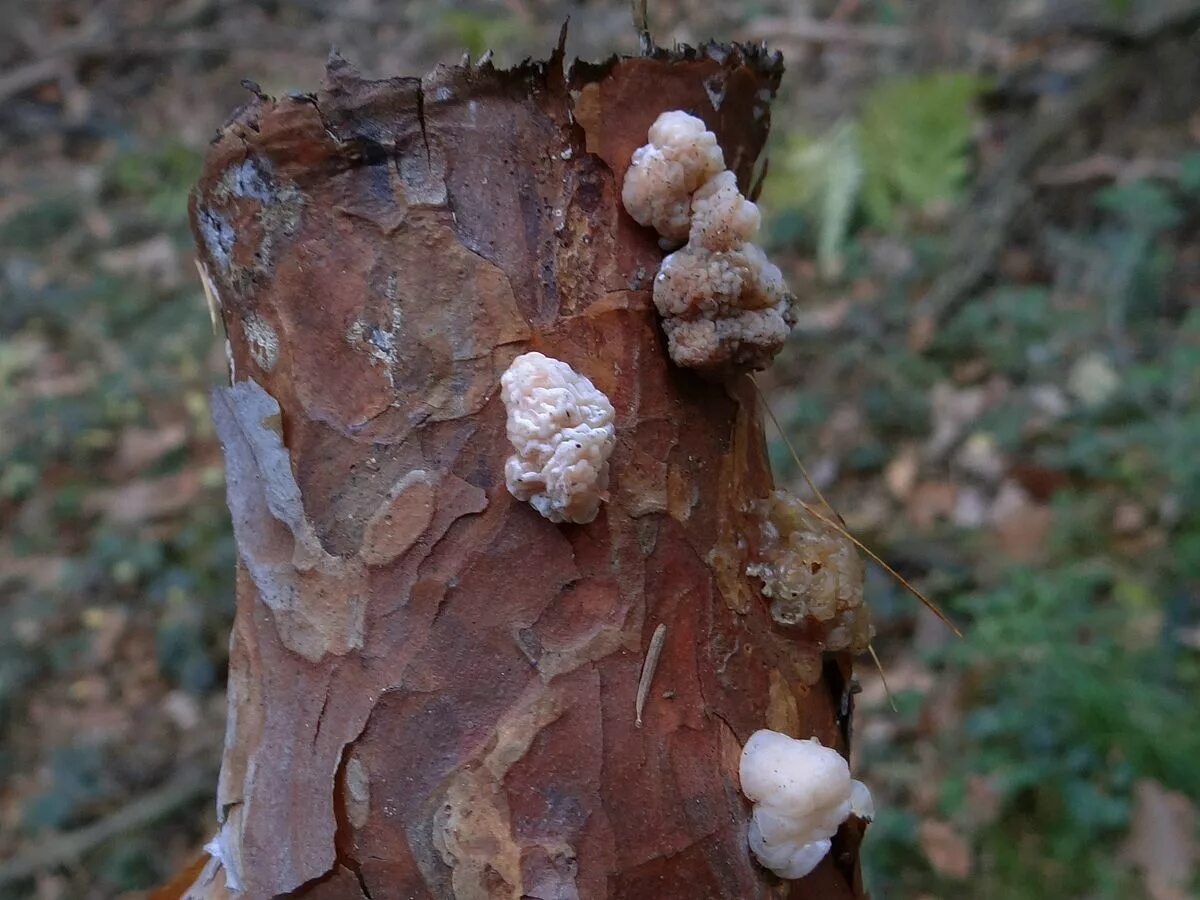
655,243,792,371
500,351,616,524
687,170,762,251
622,110,795,373
621,110,726,244
739,730,874,880
745,490,874,653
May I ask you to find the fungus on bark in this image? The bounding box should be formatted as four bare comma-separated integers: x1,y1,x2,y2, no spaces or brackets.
622,110,796,374
501,351,615,524
745,490,874,653
739,729,874,880
620,109,726,244
171,37,870,900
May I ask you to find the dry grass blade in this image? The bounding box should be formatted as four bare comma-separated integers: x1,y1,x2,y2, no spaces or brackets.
752,378,963,637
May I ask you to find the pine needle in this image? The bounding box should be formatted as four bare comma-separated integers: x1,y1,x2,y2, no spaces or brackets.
868,643,898,713
751,377,963,638
753,379,842,523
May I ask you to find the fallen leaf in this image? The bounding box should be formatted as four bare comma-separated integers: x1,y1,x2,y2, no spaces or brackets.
966,775,1002,828
0,553,69,590
919,818,972,879
991,483,1053,563
885,445,920,500
1067,352,1119,409
115,423,189,474
1008,462,1070,502
926,382,987,460
955,432,1005,482
1123,778,1197,900
84,470,203,524
952,485,988,528
1112,501,1147,535
908,480,958,529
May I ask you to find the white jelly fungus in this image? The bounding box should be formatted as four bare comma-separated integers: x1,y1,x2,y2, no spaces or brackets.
621,110,726,244
500,351,616,524
622,110,795,373
687,170,762,252
739,729,874,880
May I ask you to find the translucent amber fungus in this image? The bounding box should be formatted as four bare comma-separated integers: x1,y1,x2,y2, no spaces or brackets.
745,491,874,652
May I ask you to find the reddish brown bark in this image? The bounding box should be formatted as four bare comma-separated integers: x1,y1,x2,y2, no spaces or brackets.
181,39,865,900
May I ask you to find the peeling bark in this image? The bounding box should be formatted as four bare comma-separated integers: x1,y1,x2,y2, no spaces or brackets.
181,38,865,900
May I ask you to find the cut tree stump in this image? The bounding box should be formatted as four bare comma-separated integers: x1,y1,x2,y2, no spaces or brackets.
179,37,866,900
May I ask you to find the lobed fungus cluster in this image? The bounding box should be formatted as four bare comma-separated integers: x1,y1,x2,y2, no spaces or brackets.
739,729,874,880
745,490,874,654
497,110,877,885
622,110,795,373
500,351,616,524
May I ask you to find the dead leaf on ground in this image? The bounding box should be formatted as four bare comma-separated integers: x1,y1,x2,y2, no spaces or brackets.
885,445,920,500
908,480,958,529
114,422,189,474
1122,778,1197,900
1067,352,1119,409
919,818,973,879
991,480,1053,562
926,382,988,460
98,234,184,288
966,775,1002,828
0,553,69,590
1112,501,1147,535
83,470,203,524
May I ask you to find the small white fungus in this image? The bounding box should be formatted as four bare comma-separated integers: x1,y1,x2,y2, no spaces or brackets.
621,111,726,244
687,170,762,252
622,110,795,373
500,351,616,525
739,729,874,880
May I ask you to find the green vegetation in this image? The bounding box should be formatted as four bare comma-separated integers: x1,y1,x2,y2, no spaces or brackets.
0,138,231,894
768,72,983,277
3,3,1198,897
766,69,1200,897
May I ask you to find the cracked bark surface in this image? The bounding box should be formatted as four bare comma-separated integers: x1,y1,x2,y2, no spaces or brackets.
176,39,866,900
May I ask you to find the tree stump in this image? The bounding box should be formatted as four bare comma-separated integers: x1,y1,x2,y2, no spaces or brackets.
180,38,866,900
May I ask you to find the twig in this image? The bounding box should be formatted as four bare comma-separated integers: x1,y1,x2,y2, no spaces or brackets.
910,55,1136,337
0,57,67,103
1036,154,1182,186
738,16,911,49
0,764,217,888
635,623,667,727
0,0,316,105
631,0,652,53
1039,2,1200,45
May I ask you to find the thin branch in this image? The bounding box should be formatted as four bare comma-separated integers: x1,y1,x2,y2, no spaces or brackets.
738,16,911,49
0,764,217,888
910,55,1136,335
1036,154,1182,186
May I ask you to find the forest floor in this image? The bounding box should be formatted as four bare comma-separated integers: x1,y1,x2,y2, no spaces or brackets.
1,1,1199,898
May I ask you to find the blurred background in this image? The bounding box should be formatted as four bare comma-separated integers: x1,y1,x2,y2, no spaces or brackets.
2,0,1199,897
